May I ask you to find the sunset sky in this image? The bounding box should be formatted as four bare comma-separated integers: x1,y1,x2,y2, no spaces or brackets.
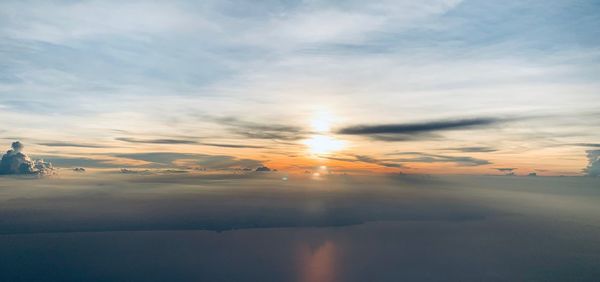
1,0,599,175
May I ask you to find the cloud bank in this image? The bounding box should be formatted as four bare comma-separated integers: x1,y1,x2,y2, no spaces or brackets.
0,141,53,175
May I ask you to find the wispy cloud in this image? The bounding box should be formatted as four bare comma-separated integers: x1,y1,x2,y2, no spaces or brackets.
574,143,600,148
116,138,198,145
443,146,498,153
389,152,491,166
211,117,306,141
355,155,405,168
39,142,108,148
116,137,266,148
115,152,264,170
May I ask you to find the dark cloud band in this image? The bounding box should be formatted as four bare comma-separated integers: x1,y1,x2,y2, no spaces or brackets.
337,117,501,135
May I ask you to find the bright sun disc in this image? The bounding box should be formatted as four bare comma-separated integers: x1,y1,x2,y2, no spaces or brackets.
304,135,345,155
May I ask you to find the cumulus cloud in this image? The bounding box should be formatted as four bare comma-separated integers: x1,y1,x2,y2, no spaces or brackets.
0,141,53,175
584,150,600,177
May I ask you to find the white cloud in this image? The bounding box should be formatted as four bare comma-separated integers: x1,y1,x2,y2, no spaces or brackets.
585,150,600,177
0,1,211,43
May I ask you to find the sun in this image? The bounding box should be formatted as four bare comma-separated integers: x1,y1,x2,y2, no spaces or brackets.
304,108,346,155
304,135,345,155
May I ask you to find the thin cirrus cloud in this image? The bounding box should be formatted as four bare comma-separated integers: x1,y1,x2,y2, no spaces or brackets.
443,146,498,153
116,137,266,149
39,142,109,148
116,138,198,145
388,152,491,167
574,143,600,148
210,117,306,141
354,155,406,168
114,152,264,170
325,153,489,168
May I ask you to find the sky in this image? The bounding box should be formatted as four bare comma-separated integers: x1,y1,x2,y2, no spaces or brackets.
1,0,600,176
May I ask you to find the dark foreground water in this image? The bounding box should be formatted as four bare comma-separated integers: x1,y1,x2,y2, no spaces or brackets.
1,174,599,281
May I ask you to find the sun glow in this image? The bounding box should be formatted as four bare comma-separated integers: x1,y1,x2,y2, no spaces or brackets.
304,135,345,155
304,108,346,155
310,110,334,133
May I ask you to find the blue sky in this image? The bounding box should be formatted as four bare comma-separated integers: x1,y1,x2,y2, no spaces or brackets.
1,0,599,175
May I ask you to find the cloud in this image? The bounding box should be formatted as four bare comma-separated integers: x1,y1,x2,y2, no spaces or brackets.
337,118,502,137
115,152,263,170
495,168,516,176
584,150,600,177
114,153,201,166
120,168,150,174
0,141,53,175
117,137,265,148
495,168,516,172
321,155,405,168
116,138,198,145
212,117,306,141
255,166,272,172
327,152,488,167
39,142,107,148
389,152,491,166
355,155,405,168
0,1,202,43
364,133,441,142
32,156,122,168
575,143,600,148
443,146,498,153
198,143,266,149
